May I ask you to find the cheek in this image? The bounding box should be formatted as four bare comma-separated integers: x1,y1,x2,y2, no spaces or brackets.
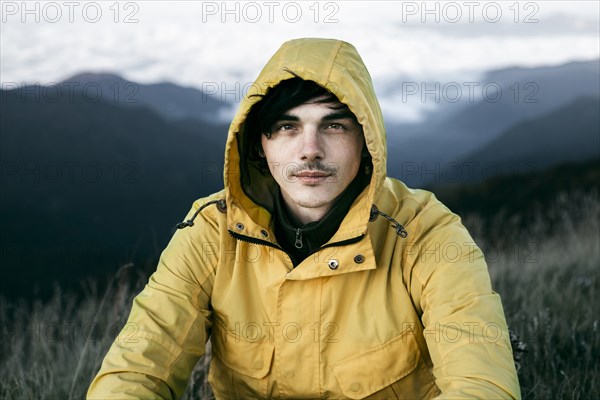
261,137,286,161
260,143,275,164
261,150,285,178
344,151,363,178
345,137,365,168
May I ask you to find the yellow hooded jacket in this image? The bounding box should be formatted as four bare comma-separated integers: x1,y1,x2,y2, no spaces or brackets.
88,38,521,399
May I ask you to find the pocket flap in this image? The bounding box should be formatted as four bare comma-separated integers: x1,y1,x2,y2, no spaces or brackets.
333,330,420,399
211,325,274,379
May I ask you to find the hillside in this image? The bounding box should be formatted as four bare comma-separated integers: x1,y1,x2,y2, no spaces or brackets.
387,59,600,186
455,96,600,180
431,157,600,224
0,85,228,300
62,72,233,123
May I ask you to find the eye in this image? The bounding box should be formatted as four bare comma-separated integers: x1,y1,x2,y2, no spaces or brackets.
271,123,296,133
325,122,345,130
279,124,295,131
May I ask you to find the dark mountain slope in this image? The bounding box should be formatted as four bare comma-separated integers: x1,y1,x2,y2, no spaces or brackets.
1,85,228,300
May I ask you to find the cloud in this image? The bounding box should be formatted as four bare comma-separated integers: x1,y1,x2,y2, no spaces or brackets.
1,1,598,123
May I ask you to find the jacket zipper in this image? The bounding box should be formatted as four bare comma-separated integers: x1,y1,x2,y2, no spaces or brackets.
294,229,303,249
228,230,282,250
228,230,365,253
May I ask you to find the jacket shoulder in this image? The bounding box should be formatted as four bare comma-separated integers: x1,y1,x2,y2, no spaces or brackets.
376,177,483,307
378,177,456,227
167,189,228,261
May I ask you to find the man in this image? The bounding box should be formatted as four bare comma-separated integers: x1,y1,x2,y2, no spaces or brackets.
88,38,521,399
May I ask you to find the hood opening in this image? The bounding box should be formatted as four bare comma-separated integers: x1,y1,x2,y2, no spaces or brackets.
236,75,374,215
224,38,387,236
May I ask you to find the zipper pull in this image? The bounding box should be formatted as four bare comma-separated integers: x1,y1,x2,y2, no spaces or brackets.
294,228,303,249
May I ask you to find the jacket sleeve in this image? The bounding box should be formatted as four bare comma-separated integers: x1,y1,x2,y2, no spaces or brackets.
406,201,521,399
87,203,219,399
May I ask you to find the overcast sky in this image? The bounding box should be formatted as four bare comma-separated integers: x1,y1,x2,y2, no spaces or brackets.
1,1,598,122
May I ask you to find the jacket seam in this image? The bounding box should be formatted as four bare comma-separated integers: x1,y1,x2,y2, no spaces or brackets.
440,338,512,364
164,272,214,383
325,40,344,84
318,277,324,398
194,197,225,283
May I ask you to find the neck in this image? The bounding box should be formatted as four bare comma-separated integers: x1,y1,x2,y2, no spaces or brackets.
283,203,330,226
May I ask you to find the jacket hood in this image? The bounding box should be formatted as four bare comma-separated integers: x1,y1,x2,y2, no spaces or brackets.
224,38,387,242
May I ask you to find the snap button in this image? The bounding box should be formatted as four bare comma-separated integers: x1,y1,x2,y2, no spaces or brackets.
328,259,339,270
284,371,294,379
354,254,364,264
253,360,264,370
235,223,244,231
350,382,361,392
216,199,227,213
260,229,269,237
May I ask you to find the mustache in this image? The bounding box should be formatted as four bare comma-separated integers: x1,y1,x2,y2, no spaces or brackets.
287,161,338,178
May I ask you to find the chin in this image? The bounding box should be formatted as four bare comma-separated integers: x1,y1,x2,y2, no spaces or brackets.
294,196,334,209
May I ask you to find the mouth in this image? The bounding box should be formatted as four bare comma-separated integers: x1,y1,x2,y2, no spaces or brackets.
294,170,332,184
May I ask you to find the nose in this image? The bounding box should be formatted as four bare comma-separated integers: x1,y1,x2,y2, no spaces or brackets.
299,126,324,161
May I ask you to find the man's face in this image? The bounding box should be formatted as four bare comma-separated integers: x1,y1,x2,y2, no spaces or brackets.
260,97,365,224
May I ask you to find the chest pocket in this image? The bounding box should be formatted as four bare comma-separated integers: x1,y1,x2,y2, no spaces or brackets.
333,329,440,399
209,320,275,399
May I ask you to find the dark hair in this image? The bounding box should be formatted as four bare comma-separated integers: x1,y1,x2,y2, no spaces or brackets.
244,77,346,139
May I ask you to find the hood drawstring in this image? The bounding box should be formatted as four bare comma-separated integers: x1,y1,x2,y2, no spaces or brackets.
370,205,408,238
175,199,226,230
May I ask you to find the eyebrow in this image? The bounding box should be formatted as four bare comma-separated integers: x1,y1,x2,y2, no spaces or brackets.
275,114,300,122
274,110,358,124
322,111,358,122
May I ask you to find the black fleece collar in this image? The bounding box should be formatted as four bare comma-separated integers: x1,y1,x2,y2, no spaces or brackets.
273,171,370,267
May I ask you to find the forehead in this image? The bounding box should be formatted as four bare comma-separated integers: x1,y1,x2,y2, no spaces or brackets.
280,97,355,118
